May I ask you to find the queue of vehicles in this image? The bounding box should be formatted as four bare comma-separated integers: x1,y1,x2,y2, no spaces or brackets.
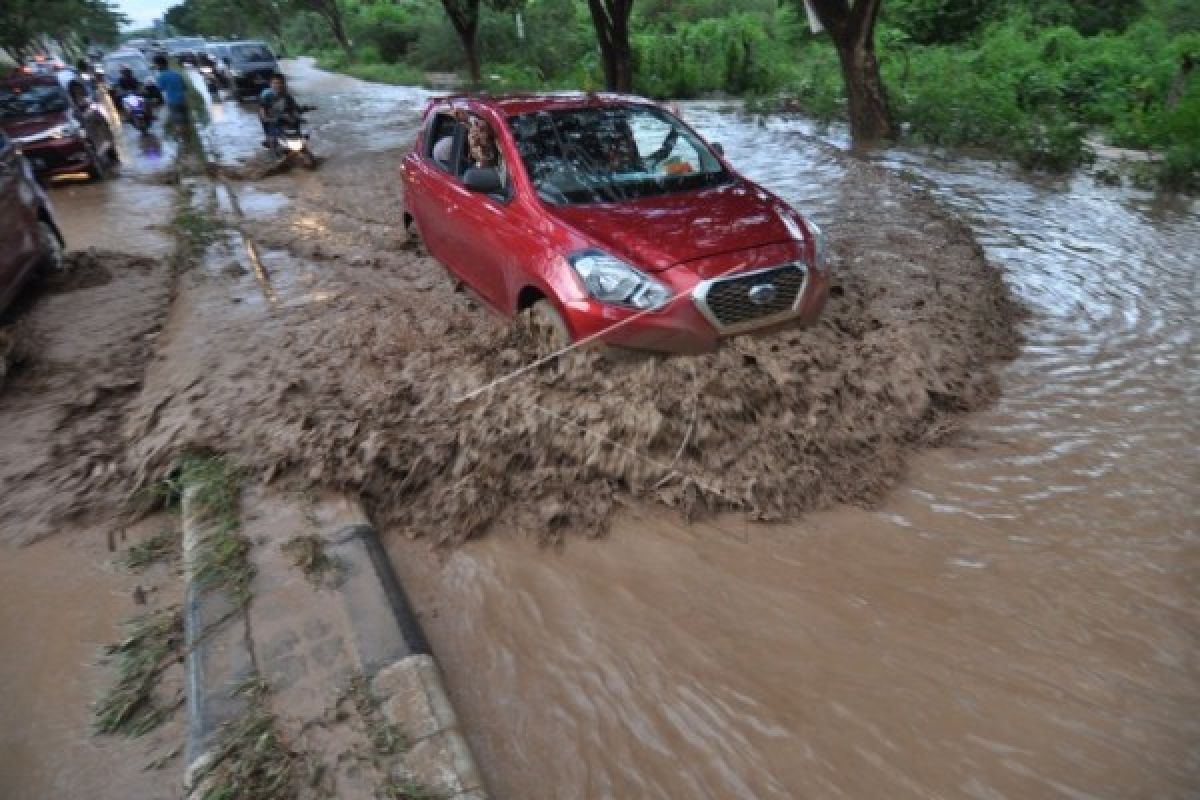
5,41,833,354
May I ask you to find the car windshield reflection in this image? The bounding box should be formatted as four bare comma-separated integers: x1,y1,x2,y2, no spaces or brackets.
509,104,730,205
0,85,69,119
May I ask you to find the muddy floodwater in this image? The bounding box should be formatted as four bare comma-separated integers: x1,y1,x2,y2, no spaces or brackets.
390,113,1199,797
0,59,1195,800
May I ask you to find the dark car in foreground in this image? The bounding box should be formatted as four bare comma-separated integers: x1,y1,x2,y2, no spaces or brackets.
0,131,64,313
401,93,829,354
0,74,117,181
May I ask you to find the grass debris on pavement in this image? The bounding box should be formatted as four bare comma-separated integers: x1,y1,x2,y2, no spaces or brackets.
194,706,300,800
182,454,256,605
119,527,181,571
94,606,185,736
281,533,344,589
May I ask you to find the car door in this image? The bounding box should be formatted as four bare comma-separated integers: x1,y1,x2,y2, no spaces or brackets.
0,132,38,308
438,111,522,312
407,110,466,271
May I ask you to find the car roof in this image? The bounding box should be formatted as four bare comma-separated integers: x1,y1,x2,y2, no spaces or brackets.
432,92,663,118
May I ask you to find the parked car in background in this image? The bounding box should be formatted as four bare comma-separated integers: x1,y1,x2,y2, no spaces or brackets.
0,131,65,313
402,94,830,355
22,54,67,76
0,74,118,182
205,43,232,88
222,41,279,100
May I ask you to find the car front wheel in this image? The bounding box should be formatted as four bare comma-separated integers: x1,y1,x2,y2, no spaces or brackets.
37,219,65,273
86,142,109,180
521,298,572,359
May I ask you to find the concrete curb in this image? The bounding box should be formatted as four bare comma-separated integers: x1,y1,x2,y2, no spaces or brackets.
178,112,487,797
315,498,488,798
180,486,255,795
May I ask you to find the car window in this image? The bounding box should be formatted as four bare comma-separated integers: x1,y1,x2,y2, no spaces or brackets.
509,104,728,205
0,84,70,119
231,44,274,63
427,112,459,174
462,115,511,201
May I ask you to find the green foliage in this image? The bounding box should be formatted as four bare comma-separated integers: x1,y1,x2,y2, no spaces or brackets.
635,10,795,98
884,0,997,44
162,0,1196,189
1,0,126,57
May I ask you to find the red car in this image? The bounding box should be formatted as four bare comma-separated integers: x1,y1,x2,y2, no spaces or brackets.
0,73,117,182
0,130,65,313
401,94,829,354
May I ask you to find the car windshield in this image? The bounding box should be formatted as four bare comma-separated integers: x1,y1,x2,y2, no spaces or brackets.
230,44,273,62
0,85,69,119
508,104,729,205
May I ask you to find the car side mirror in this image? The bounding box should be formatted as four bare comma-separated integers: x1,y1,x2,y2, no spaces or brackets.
463,167,503,195
710,142,724,157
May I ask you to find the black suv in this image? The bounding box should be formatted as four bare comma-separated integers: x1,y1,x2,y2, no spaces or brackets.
221,41,279,101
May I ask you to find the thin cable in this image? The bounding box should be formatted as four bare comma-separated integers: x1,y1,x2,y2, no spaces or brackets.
451,256,789,404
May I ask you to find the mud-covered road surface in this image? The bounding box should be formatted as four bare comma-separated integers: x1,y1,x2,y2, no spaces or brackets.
0,58,1195,799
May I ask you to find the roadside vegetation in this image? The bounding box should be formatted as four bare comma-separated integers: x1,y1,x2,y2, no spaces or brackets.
151,0,1197,190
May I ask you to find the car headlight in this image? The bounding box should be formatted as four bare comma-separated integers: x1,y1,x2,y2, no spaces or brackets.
199,66,213,73
782,213,827,269
568,249,672,310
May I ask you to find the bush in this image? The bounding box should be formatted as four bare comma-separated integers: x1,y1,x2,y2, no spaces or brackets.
634,11,791,98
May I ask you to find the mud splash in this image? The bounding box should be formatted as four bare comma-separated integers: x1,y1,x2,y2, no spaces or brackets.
110,152,1018,545
0,250,171,544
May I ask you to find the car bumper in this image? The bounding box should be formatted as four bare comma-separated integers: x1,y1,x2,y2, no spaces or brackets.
18,137,95,177
563,260,831,355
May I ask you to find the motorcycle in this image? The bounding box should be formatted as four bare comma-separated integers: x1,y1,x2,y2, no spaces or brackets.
121,93,155,134
266,105,318,170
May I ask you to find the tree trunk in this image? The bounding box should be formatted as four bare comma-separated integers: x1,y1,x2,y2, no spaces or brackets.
463,35,481,85
834,39,892,143
805,0,894,144
442,1,482,86
587,0,634,92
322,2,353,56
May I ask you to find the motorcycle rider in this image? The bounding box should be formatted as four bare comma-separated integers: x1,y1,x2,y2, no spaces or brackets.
112,66,142,99
258,72,301,146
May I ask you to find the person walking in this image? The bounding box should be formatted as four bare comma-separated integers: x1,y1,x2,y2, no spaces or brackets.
152,54,189,134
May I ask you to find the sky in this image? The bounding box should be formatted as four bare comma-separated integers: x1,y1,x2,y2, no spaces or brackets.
116,0,173,30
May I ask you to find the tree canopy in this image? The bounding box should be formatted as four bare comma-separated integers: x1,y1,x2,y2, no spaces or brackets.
2,0,127,58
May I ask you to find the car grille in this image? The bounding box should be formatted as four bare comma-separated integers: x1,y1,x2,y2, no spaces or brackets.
694,264,807,332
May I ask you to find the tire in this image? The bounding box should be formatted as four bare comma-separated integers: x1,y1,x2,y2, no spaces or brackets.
521,298,572,359
403,215,426,255
86,142,108,181
36,219,65,273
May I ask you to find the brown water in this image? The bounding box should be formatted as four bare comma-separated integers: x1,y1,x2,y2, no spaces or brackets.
389,112,1200,797
0,524,180,800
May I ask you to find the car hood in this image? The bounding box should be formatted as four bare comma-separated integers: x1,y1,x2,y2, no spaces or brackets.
0,112,69,139
545,180,794,272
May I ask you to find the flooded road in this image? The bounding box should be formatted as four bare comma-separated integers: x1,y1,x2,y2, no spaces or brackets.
2,59,1194,799
387,110,1200,795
